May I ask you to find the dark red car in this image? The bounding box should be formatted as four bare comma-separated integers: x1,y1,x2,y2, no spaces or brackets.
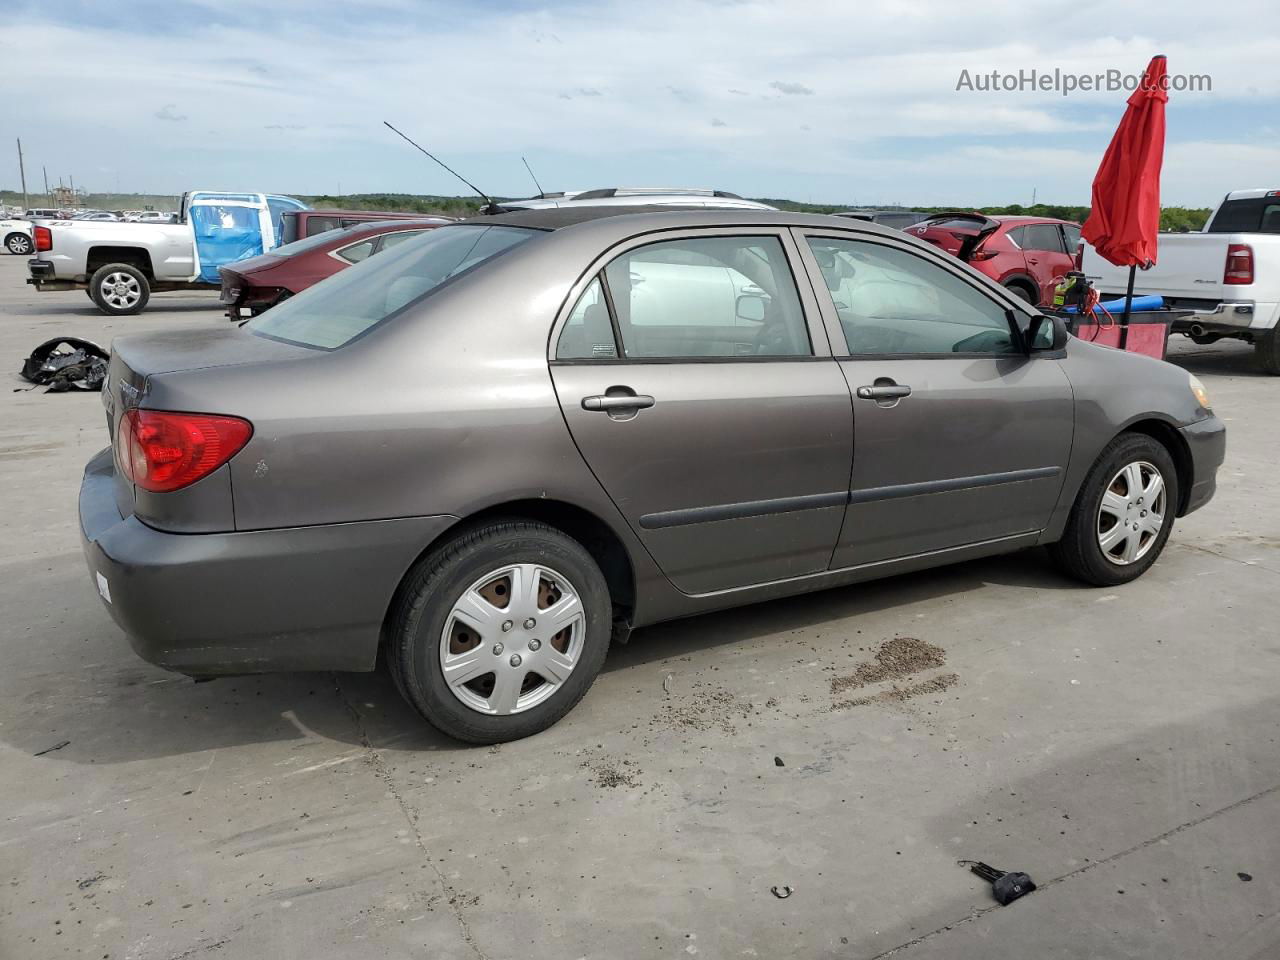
908,214,1081,306
219,218,451,319
279,208,441,244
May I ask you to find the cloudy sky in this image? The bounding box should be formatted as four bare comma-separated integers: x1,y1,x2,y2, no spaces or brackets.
5,0,1277,206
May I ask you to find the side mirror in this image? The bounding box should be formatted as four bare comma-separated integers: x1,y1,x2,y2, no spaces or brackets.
1026,313,1067,351
736,294,767,323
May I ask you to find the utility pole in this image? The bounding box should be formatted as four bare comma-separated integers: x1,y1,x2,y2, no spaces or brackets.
1031,186,1037,207
16,138,29,210
42,165,50,203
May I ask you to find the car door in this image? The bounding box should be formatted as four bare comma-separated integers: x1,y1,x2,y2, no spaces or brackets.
794,230,1074,568
1019,223,1072,302
548,230,853,595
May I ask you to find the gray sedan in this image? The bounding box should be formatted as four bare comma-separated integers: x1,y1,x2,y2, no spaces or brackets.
80,207,1225,743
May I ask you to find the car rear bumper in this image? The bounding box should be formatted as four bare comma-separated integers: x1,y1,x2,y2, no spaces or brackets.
1178,415,1226,516
79,446,458,677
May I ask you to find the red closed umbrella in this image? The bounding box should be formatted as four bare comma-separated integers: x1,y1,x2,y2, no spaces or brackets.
1081,55,1169,335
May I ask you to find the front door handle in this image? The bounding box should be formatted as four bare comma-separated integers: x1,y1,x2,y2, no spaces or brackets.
856,384,912,401
582,394,656,412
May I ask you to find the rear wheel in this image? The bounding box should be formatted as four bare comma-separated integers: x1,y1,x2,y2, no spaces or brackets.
89,263,150,316
1255,330,1280,375
1048,433,1179,586
386,521,612,744
4,232,32,255
1005,282,1036,305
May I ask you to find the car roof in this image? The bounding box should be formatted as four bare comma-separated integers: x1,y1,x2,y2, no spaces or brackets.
463,206,911,240
332,217,454,236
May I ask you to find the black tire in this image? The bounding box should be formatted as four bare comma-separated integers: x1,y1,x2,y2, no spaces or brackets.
1048,433,1179,586
386,520,612,744
1005,282,1036,305
1255,330,1280,376
89,263,150,316
4,232,32,255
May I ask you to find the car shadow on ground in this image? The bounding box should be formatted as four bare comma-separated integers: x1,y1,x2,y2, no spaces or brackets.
1166,338,1267,378
605,547,1077,672
6,548,1086,765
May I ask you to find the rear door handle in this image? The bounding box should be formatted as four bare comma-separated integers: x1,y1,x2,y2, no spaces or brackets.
856,384,912,400
582,394,656,412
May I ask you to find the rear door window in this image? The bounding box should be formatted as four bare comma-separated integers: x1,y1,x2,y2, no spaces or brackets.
1022,224,1067,253
378,230,428,251
599,235,810,359
335,239,375,263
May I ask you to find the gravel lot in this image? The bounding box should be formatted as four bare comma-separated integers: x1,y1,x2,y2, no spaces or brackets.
1,251,1277,959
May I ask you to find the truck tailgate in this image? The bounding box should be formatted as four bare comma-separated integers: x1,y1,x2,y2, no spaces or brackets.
1082,233,1231,301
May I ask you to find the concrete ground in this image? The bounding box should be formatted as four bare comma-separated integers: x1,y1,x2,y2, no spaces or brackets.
0,250,1277,960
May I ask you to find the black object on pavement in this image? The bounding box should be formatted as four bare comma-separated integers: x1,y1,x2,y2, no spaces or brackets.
20,337,109,392
960,860,1036,905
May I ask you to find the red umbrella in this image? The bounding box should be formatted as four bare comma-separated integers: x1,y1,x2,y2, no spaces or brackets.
1081,55,1169,334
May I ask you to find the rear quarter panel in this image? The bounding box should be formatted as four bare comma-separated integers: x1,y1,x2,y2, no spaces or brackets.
148,229,674,620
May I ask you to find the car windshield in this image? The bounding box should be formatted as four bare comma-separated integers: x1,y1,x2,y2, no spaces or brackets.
247,224,537,349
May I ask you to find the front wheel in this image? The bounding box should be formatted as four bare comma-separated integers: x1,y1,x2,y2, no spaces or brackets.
1048,433,1179,586
386,521,612,744
89,263,150,316
4,232,32,255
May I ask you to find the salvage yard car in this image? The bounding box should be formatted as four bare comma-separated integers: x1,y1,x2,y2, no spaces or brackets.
80,207,1224,744
911,213,1081,306
219,217,453,319
27,190,308,315
2,217,33,255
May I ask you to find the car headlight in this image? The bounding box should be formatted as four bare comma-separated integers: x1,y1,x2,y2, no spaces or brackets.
1188,373,1212,411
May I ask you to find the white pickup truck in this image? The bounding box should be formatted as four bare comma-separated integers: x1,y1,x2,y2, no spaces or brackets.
27,191,307,316
1079,188,1280,373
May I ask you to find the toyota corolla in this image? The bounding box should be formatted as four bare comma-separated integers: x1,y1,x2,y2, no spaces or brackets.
80,207,1225,743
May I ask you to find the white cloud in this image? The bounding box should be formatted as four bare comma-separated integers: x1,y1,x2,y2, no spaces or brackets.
4,0,1277,203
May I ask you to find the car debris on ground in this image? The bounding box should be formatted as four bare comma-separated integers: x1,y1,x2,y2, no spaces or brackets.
959,860,1037,905
19,338,108,392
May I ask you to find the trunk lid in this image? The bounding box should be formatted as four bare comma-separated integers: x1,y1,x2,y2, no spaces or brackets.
909,215,999,262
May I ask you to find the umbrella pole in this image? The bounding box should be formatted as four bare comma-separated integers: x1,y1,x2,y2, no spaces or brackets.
1119,264,1136,350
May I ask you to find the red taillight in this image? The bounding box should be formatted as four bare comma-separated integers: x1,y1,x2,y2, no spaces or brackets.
1224,243,1254,285
34,226,52,252
116,409,252,493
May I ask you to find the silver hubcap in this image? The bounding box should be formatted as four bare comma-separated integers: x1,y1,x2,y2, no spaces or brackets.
1097,460,1166,565
101,272,141,309
440,563,584,715
8,236,31,253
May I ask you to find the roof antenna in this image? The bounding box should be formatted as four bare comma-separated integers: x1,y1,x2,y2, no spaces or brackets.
521,156,546,197
383,121,498,214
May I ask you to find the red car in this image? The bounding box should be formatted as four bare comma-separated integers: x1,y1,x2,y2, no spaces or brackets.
220,218,451,320
908,214,1081,306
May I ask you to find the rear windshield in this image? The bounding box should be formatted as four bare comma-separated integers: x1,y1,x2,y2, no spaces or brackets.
267,226,363,258
920,217,987,231
1207,197,1280,234
247,224,537,349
